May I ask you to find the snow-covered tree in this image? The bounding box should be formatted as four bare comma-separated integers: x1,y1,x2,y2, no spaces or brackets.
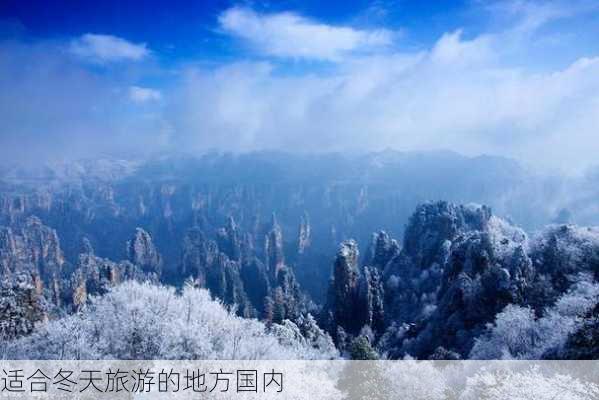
2,281,337,360
387,359,449,400
470,277,599,359
0,274,46,341
460,367,599,400
270,314,338,359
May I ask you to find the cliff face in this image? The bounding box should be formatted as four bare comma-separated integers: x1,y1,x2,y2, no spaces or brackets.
0,216,161,315
215,217,241,262
181,225,254,316
329,240,361,336
69,243,149,310
324,240,385,343
0,216,64,281
180,216,305,321
126,228,162,276
264,214,285,281
364,231,400,270
297,212,311,255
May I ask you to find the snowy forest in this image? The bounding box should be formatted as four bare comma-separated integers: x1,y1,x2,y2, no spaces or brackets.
0,152,597,360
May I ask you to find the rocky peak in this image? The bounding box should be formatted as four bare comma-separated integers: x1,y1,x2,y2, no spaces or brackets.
365,231,400,270
325,239,387,340
359,266,385,333
403,201,492,269
0,227,17,276
0,195,27,225
181,227,218,284
265,213,285,280
270,265,303,324
297,212,311,255
80,237,94,255
69,252,148,310
180,226,257,317
400,208,534,358
0,216,64,281
336,240,359,271
126,228,162,276
330,240,361,333
216,216,241,261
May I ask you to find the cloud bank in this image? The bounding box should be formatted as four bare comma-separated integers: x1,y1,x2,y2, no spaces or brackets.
1,2,599,173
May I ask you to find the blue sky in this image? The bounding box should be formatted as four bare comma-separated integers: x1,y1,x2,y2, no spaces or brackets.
0,0,486,69
1,1,599,172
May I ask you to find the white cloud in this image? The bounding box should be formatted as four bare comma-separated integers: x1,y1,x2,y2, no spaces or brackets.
167,26,599,173
129,86,162,103
69,34,149,63
218,7,392,61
